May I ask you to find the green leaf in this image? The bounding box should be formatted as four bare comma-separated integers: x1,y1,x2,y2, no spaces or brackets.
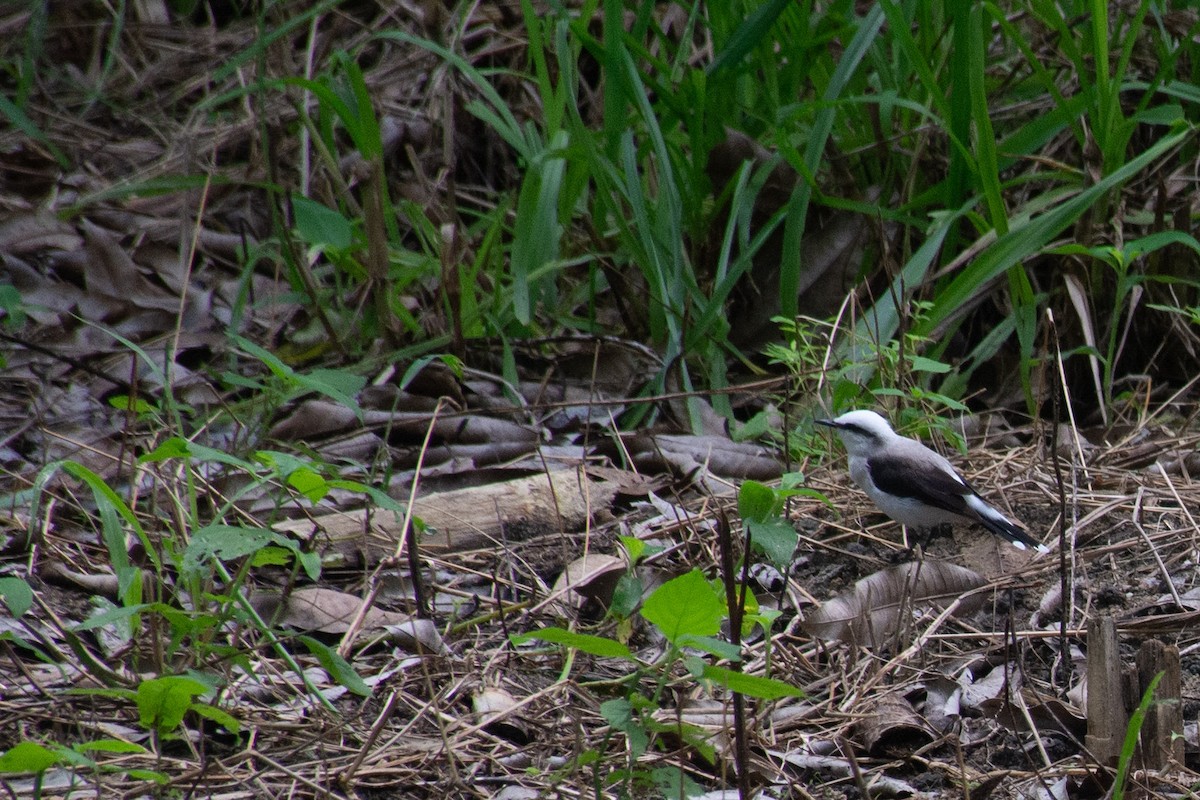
511,627,633,659
618,535,646,564
0,741,61,774
139,437,256,471
747,518,799,569
0,96,69,168
511,130,568,325
73,739,149,755
190,703,241,735
299,635,371,697
737,480,777,523
641,570,724,643
609,573,643,620
287,467,329,503
186,525,274,571
600,697,649,758
678,635,742,661
698,663,804,700
707,0,793,76
231,336,364,418
920,124,1191,336
909,355,952,374
292,193,352,250
0,577,33,617
250,546,295,568
136,676,210,735
124,768,169,783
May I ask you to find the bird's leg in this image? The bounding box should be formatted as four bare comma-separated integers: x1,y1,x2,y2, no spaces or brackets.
901,525,945,561
894,526,923,563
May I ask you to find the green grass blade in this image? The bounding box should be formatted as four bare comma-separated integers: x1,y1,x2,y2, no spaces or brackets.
0,95,68,168
918,122,1191,337
779,3,885,320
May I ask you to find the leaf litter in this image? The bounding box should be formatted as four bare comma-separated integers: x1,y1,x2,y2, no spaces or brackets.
2,3,1200,799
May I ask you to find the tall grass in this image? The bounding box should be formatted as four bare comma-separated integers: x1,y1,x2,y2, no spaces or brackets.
224,0,1200,422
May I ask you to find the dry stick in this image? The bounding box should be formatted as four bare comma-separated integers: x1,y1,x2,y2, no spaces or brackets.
1131,487,1184,609
1046,309,1073,686
714,511,753,800
1011,686,1054,769
339,690,401,787
837,734,873,800
840,590,979,709
248,748,351,800
1154,462,1200,552
336,399,444,658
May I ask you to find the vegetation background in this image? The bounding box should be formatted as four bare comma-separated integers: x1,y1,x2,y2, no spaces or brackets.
2,0,1200,797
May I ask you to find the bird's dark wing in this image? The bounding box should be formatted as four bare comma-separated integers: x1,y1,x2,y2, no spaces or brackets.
866,451,974,518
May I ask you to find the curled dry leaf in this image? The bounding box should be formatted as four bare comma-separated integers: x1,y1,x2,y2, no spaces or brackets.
471,686,530,745
979,694,1087,740
252,586,446,653
619,433,783,481
268,399,362,440
958,660,1022,710
854,691,935,757
550,552,627,613
920,677,962,733
802,561,987,648
41,560,121,598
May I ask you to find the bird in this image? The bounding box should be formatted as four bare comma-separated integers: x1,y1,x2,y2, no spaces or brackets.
816,409,1048,553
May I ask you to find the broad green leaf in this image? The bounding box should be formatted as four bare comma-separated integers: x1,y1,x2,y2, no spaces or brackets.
287,467,329,503
0,577,32,617
618,535,646,564
190,703,241,734
610,573,643,620
511,627,633,659
292,195,354,249
641,570,724,643
0,741,60,774
74,739,148,755
136,676,209,735
600,697,648,757
737,480,776,523
747,518,799,569
696,663,804,700
183,525,274,576
678,636,741,661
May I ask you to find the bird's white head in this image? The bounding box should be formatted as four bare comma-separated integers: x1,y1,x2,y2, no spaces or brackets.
815,409,898,455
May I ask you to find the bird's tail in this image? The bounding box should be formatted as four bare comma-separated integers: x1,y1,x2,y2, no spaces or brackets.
968,497,1049,553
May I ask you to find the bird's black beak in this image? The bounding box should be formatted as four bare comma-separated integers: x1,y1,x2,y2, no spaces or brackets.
815,419,838,429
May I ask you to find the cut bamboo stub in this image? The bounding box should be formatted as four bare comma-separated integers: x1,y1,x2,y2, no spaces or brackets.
1085,616,1184,772
1085,616,1124,766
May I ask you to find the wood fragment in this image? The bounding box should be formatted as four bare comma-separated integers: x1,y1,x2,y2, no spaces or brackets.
1135,638,1184,770
274,467,617,562
1085,616,1126,766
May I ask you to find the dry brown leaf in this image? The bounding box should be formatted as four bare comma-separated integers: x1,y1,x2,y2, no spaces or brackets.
550,552,627,613
979,693,1087,740
0,212,82,255
251,586,445,652
854,691,935,757
471,686,530,744
802,561,987,647
80,220,180,313
618,432,782,481
268,399,361,440
41,560,120,597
